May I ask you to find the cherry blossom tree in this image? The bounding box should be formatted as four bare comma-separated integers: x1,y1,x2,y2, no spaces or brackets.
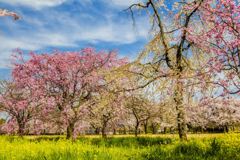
0,81,41,136
124,93,161,136
125,0,205,140
125,0,240,140
87,90,126,138
86,70,129,137
12,48,127,139
197,0,240,95
187,97,240,133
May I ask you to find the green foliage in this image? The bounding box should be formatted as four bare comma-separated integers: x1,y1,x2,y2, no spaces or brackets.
0,134,240,160
79,137,173,147
143,134,240,160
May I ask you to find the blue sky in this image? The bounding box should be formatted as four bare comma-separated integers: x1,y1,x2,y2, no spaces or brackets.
0,0,150,80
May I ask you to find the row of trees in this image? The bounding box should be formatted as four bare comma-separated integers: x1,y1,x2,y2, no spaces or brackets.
0,49,163,138
0,48,239,139
1,76,239,138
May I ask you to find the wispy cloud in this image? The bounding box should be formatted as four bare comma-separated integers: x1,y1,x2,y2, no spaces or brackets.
108,0,142,8
0,0,149,69
0,0,67,10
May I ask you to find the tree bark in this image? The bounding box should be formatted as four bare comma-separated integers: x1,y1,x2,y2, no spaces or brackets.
101,116,108,138
113,128,116,135
95,128,100,134
143,119,148,134
163,127,167,134
66,122,75,140
135,121,140,137
102,124,107,138
18,122,25,137
123,126,127,135
174,76,187,141
151,123,157,134
173,33,188,140
17,117,26,137
224,125,229,133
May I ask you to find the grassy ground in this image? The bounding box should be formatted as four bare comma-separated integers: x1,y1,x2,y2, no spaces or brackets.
0,133,240,160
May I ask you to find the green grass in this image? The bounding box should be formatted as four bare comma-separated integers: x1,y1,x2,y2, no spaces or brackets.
0,134,240,160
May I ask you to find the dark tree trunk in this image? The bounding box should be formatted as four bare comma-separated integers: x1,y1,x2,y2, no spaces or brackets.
95,128,100,134
113,128,116,135
66,122,75,140
135,122,140,137
17,117,26,137
163,127,167,134
101,114,111,138
232,126,235,132
102,125,107,138
143,119,148,134
132,110,140,137
224,125,229,133
123,126,127,135
151,123,157,134
101,118,108,138
18,122,25,137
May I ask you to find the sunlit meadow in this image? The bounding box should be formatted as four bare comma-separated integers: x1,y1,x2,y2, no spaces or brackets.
0,134,240,160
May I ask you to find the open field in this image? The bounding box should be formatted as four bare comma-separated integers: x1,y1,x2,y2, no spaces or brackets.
1,134,240,160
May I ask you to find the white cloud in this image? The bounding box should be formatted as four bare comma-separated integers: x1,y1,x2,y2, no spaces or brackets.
108,0,142,8
0,36,40,68
0,1,149,69
78,0,143,9
0,30,80,68
0,21,148,68
76,20,148,44
0,0,67,9
0,0,143,10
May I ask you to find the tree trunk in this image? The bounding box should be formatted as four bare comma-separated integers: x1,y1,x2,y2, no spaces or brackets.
151,123,157,134
174,75,187,141
101,118,108,138
232,126,235,132
143,119,148,134
17,117,26,137
18,122,25,137
224,125,229,133
95,128,100,135
102,125,107,138
135,122,140,137
66,122,75,140
173,43,187,140
163,127,167,134
123,126,127,135
113,128,116,135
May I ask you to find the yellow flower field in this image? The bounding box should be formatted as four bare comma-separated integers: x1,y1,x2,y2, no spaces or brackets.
1,134,240,160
